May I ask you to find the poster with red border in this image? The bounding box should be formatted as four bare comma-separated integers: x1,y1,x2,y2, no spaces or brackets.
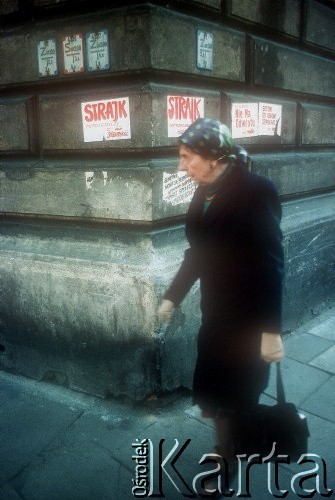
62,34,84,74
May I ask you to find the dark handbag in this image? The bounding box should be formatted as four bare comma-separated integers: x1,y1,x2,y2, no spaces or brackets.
233,363,310,461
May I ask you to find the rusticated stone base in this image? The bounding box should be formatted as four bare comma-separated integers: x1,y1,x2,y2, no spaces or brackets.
0,192,334,398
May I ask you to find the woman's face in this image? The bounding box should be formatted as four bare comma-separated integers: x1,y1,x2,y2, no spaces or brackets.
178,144,215,186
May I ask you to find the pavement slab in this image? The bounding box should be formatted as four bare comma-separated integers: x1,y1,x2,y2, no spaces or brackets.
0,375,83,485
12,436,135,500
284,332,334,364
263,357,330,407
309,344,335,374
300,375,335,423
308,316,335,340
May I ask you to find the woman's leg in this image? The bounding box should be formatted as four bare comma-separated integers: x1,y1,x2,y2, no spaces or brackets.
214,416,234,463
199,417,237,495
214,416,238,484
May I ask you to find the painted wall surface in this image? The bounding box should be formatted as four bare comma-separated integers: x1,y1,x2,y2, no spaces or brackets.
0,0,334,399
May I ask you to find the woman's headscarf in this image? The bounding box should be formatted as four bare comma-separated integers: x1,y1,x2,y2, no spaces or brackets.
178,118,233,160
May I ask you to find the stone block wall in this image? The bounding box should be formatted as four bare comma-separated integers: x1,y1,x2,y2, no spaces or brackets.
0,0,334,399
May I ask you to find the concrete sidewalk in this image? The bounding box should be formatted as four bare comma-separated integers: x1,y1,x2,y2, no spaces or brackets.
1,306,335,499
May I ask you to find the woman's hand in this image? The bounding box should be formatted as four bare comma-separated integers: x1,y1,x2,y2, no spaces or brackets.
157,299,175,325
261,332,284,363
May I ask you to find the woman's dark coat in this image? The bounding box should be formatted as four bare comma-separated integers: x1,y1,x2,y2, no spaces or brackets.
164,162,284,414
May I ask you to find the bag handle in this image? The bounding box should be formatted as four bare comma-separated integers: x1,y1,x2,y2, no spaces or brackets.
276,362,286,405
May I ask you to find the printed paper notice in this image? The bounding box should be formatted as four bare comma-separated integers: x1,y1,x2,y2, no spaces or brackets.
81,97,131,142
37,39,58,77
86,30,110,72
167,96,205,137
197,30,214,70
163,172,196,206
259,103,282,136
231,103,258,139
62,34,84,74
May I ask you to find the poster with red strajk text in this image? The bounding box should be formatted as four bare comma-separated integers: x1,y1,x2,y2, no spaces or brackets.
167,96,205,137
81,97,131,142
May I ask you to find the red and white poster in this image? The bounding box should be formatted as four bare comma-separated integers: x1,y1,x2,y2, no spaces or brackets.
81,97,131,142
259,102,282,136
167,96,205,137
231,103,258,139
62,34,84,74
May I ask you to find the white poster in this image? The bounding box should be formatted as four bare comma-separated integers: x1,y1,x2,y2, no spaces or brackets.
259,103,282,136
86,30,110,72
231,102,258,139
197,30,214,70
163,172,196,206
81,97,131,142
37,39,58,77
167,96,205,137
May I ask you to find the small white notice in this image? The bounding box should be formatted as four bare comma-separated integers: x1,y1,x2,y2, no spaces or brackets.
231,103,259,139
197,30,214,70
37,39,58,77
86,30,110,72
259,102,282,136
163,172,196,206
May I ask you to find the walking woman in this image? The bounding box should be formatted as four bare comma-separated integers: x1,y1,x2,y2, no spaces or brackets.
158,118,284,486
